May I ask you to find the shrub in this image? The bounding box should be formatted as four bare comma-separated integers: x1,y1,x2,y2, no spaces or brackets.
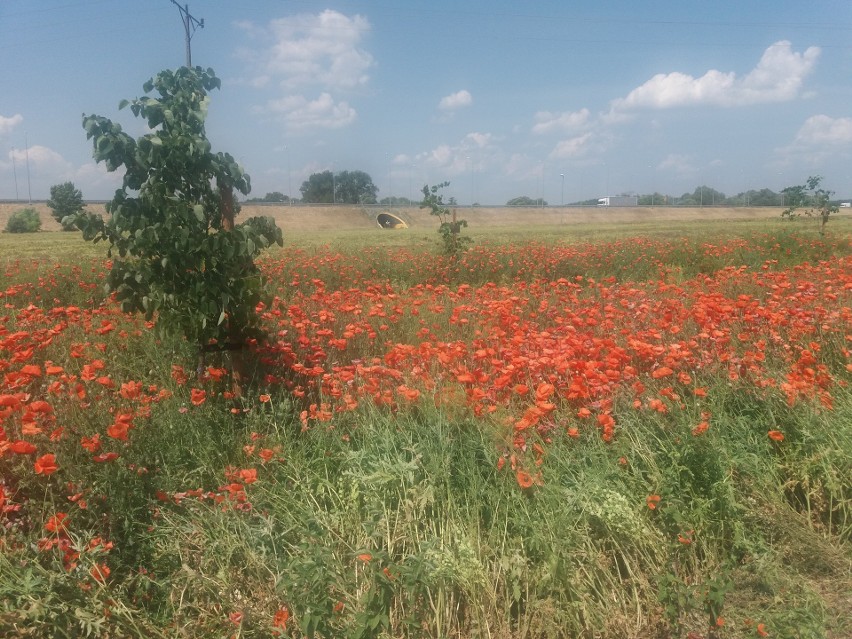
4,207,42,233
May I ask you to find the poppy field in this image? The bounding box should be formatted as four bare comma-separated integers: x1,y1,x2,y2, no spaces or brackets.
1,223,851,638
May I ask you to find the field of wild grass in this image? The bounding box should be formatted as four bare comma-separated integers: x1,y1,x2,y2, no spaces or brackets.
1,219,851,638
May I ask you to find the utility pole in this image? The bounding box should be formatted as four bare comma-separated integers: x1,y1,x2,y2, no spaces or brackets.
11,147,19,201
170,1,204,67
24,133,32,204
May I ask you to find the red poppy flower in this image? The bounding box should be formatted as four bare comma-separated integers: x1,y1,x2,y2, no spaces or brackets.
34,453,58,475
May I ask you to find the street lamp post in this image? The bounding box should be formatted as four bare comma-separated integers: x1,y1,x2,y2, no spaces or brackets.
560,173,564,206
332,171,336,204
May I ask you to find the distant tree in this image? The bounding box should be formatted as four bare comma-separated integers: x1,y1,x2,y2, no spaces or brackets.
4,207,42,233
379,196,412,206
47,181,85,230
300,170,378,204
336,170,378,204
507,196,547,206
781,175,837,235
300,171,334,203
638,192,667,205
261,191,288,202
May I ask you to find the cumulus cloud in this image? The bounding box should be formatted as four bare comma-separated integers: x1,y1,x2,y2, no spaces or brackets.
611,41,820,111
414,132,498,176
548,133,595,160
237,10,371,133
438,90,473,111
9,145,70,172
255,93,357,132
532,108,590,135
776,114,852,165
657,154,698,175
236,10,373,91
792,114,852,146
0,113,23,136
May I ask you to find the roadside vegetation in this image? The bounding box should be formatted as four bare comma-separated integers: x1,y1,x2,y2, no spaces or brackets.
1,219,850,638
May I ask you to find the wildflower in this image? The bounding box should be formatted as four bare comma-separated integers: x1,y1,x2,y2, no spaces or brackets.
34,453,58,476
90,563,111,584
692,421,709,436
768,430,784,442
646,494,661,510
190,388,206,406
45,512,69,534
9,440,37,455
272,607,290,630
228,611,243,626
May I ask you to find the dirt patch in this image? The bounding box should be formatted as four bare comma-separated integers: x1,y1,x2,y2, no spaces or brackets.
0,202,808,235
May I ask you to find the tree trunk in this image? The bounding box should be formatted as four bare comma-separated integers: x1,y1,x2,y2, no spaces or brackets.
219,183,245,398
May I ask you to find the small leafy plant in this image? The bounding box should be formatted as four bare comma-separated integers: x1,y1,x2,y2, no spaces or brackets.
781,175,838,235
420,182,472,257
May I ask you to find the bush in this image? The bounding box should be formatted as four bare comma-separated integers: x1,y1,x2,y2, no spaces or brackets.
4,207,42,233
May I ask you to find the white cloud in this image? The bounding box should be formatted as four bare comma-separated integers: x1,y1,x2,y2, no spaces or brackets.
0,113,23,136
71,161,124,196
792,114,852,146
776,114,852,166
438,90,473,111
532,108,590,135
255,93,357,132
611,41,820,111
237,10,373,91
548,133,595,160
464,132,492,148
415,132,499,176
658,154,698,175
10,145,70,173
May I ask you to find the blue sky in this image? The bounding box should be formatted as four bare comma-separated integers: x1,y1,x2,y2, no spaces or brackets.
1,0,851,204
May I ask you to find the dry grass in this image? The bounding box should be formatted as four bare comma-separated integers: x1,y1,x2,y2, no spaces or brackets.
0,202,794,236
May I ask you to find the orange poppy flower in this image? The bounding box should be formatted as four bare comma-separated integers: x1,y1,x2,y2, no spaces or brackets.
34,453,58,475
646,494,661,510
272,607,290,630
767,430,784,442
90,563,111,584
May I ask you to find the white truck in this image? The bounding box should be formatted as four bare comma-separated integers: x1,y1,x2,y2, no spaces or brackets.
597,195,639,207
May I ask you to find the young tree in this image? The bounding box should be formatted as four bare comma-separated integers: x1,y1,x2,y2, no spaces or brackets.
781,175,838,235
420,182,471,257
47,181,85,230
67,66,282,389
